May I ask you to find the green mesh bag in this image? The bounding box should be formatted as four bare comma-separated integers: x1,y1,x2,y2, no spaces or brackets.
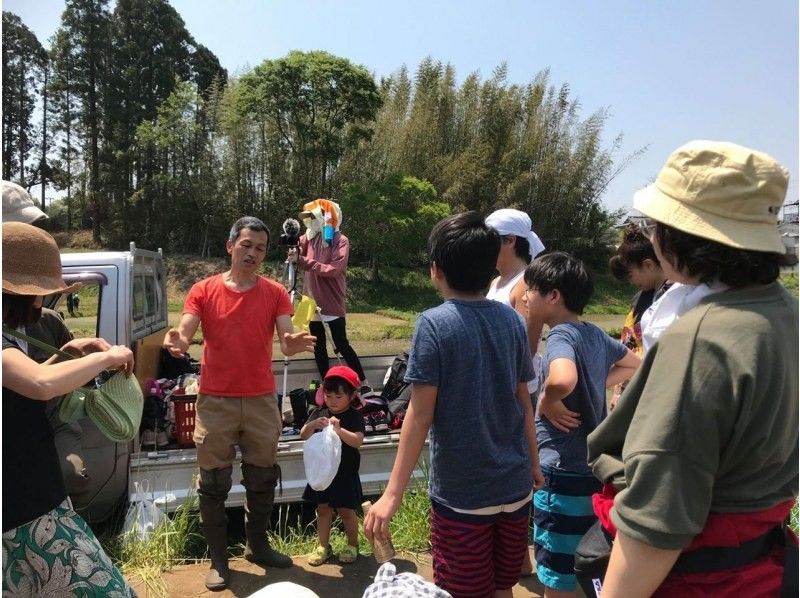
3,325,143,442
84,371,143,442
59,373,143,441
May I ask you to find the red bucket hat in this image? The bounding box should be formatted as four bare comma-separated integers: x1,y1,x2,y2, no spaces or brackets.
323,365,361,389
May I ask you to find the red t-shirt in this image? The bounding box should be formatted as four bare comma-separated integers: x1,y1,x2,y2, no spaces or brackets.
184,275,292,396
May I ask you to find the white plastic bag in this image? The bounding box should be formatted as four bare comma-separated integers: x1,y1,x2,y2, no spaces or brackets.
303,424,342,491
123,480,166,541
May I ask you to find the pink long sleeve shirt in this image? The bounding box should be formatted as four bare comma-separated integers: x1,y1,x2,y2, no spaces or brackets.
297,232,349,318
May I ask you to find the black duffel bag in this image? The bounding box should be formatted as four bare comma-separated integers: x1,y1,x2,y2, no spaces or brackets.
573,520,613,598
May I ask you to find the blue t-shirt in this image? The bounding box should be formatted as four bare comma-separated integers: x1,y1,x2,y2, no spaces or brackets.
405,298,535,510
536,321,627,474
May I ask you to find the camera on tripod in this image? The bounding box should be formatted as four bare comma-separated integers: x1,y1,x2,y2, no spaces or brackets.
279,218,301,247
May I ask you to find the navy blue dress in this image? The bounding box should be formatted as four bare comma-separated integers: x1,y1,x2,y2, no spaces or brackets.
302,406,365,509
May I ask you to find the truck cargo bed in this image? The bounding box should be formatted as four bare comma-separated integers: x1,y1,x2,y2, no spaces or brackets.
129,354,425,511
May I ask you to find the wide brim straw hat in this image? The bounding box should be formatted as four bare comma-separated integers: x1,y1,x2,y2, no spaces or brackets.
2,222,81,296
633,140,788,254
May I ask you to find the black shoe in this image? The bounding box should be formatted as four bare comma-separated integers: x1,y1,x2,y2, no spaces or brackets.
244,543,293,568
204,565,229,591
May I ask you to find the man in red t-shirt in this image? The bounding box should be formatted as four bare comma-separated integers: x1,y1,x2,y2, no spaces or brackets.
163,216,315,591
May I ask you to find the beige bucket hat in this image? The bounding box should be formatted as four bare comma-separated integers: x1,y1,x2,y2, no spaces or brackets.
2,222,81,296
633,140,788,254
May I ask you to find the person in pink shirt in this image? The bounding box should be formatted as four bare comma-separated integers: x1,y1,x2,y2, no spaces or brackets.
289,199,366,384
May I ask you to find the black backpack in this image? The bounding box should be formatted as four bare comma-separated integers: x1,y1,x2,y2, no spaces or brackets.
381,351,410,415
159,348,200,380
381,352,409,400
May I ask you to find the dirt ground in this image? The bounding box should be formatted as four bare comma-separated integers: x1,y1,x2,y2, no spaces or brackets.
130,549,549,598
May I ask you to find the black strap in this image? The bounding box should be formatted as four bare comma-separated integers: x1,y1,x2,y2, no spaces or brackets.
2,324,75,360
673,525,784,574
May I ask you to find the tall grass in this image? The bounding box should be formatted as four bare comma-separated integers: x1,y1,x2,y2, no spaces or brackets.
266,467,433,560
110,495,204,596
116,466,433,593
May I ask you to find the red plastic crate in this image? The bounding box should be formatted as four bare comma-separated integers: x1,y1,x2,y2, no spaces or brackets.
172,396,197,448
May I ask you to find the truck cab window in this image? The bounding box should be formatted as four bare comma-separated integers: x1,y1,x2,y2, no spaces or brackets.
49,282,102,340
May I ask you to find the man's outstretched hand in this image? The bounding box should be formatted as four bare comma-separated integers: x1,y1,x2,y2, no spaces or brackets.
283,331,316,356
163,328,190,358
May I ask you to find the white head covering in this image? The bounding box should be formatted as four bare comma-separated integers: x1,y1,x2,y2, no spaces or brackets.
2,180,47,223
485,208,545,258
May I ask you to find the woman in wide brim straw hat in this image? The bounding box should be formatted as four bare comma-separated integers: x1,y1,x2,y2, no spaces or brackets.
585,141,798,597
2,222,137,596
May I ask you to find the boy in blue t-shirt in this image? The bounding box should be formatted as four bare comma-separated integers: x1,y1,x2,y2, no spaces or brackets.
365,211,544,598
524,252,640,597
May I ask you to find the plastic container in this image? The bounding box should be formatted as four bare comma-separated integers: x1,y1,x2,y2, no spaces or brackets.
362,500,396,562
323,210,334,244
172,396,197,448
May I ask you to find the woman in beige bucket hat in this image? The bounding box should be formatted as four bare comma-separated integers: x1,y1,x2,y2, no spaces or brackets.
583,141,797,597
2,222,137,595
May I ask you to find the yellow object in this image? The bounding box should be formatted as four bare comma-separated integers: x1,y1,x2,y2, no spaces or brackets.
292,295,318,331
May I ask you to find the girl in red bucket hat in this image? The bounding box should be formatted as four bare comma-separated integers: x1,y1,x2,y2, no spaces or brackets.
299,365,366,566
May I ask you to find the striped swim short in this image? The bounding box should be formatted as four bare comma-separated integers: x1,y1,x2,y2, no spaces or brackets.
533,466,601,591
430,498,530,598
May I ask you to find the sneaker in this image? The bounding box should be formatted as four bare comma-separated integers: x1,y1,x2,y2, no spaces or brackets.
156,430,169,448
374,411,389,433
141,429,156,448
338,544,358,564
307,544,333,566
363,415,374,434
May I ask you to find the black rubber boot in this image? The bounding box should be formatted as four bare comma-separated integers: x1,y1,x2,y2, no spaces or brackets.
198,467,233,590
241,463,292,568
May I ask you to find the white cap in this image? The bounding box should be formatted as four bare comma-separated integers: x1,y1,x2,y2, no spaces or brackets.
2,180,47,224
246,582,320,598
485,208,545,258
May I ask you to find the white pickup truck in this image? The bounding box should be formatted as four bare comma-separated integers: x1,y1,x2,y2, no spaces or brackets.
55,245,413,524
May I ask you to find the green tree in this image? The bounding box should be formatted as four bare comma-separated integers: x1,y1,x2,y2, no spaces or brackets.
134,80,225,252
2,11,47,186
238,50,382,201
56,0,112,242
353,61,639,265
341,174,450,280
49,28,83,228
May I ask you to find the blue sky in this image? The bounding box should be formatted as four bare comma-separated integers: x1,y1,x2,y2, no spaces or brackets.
6,0,798,213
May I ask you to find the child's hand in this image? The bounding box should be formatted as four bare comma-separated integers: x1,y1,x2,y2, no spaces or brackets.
364,492,402,545
540,399,580,433
329,416,341,432
315,417,329,430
